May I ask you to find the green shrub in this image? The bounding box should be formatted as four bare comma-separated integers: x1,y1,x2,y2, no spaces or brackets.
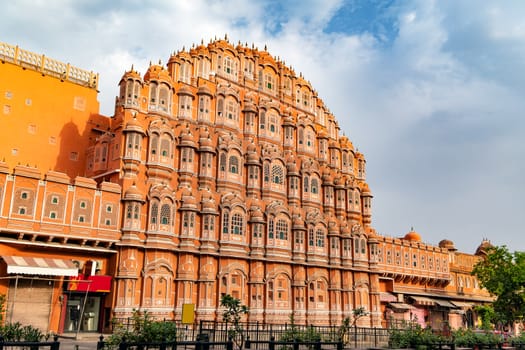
388,324,445,348
105,309,178,349
0,322,49,341
453,329,503,347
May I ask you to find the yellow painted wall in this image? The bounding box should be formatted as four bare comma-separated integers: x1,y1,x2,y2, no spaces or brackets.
0,60,101,177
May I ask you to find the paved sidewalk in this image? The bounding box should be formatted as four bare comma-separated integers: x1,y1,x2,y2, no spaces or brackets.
57,334,106,350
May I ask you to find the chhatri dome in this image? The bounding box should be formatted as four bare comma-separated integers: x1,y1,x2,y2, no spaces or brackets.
403,227,422,242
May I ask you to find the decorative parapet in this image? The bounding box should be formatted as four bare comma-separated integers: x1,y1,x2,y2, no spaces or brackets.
0,42,98,90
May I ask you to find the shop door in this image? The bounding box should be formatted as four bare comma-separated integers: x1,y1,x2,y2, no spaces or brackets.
64,295,102,332
8,278,53,332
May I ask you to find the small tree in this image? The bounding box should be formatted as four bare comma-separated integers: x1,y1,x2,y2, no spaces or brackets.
220,294,248,350
338,307,369,346
472,245,525,328
475,305,496,330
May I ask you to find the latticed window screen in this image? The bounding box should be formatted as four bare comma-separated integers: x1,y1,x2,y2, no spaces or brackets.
160,204,170,225
316,229,325,247
276,219,288,240
150,203,158,224
272,165,283,184
231,213,243,235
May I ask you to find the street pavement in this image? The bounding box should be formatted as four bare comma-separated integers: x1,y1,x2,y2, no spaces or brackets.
57,334,106,350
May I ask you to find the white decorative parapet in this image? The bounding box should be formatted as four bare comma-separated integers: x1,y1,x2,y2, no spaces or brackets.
0,41,98,90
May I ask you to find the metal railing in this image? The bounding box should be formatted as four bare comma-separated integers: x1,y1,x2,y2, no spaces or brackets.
0,335,60,350
109,319,391,348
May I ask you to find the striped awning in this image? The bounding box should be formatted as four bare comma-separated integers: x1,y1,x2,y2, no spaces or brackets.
434,299,456,308
2,256,78,276
388,302,415,312
409,295,456,308
409,295,436,306
452,301,473,309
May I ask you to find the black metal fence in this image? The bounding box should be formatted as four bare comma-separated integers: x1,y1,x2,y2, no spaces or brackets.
245,336,343,350
108,319,391,349
107,338,234,350
0,335,60,350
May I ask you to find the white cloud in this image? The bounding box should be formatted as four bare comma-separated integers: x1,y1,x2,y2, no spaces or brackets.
1,0,524,252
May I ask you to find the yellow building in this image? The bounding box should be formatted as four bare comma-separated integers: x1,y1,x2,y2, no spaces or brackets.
0,43,120,333
0,39,492,333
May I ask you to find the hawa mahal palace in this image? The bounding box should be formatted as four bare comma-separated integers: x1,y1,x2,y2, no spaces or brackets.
0,38,492,334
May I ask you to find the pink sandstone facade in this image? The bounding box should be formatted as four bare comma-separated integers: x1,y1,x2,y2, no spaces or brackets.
0,39,492,334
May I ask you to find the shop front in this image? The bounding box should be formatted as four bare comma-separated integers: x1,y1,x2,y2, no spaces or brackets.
1,255,79,332
62,274,112,333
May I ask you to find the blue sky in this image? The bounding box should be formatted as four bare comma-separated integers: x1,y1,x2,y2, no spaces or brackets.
2,0,524,253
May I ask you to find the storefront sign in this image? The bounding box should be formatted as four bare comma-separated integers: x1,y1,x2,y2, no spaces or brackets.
68,274,111,292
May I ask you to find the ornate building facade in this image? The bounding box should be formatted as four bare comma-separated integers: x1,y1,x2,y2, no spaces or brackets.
0,39,492,333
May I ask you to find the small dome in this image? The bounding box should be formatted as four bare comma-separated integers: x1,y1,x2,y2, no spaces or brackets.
120,69,142,83
180,128,196,147
366,227,379,243
242,100,257,113
439,239,456,251
246,151,259,164
177,85,193,96
144,64,171,84
286,160,298,173
282,114,295,125
124,117,145,134
361,183,372,195
180,192,197,209
404,227,422,242
200,192,217,213
249,206,264,222
123,184,143,202
293,215,305,229
317,129,328,139
197,85,213,96
475,239,493,256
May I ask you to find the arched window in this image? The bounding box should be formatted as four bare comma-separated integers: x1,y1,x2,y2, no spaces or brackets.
303,176,309,192
231,213,244,235
268,217,274,239
150,83,158,103
271,165,283,184
133,204,140,219
160,204,171,225
150,202,158,224
217,98,224,119
259,111,266,130
219,153,227,172
229,156,239,174
226,99,238,121
160,137,170,158
159,85,170,112
276,219,288,240
316,229,325,247
264,164,270,182
222,211,229,234
308,228,314,246
311,178,318,194
150,134,158,156
198,95,210,121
